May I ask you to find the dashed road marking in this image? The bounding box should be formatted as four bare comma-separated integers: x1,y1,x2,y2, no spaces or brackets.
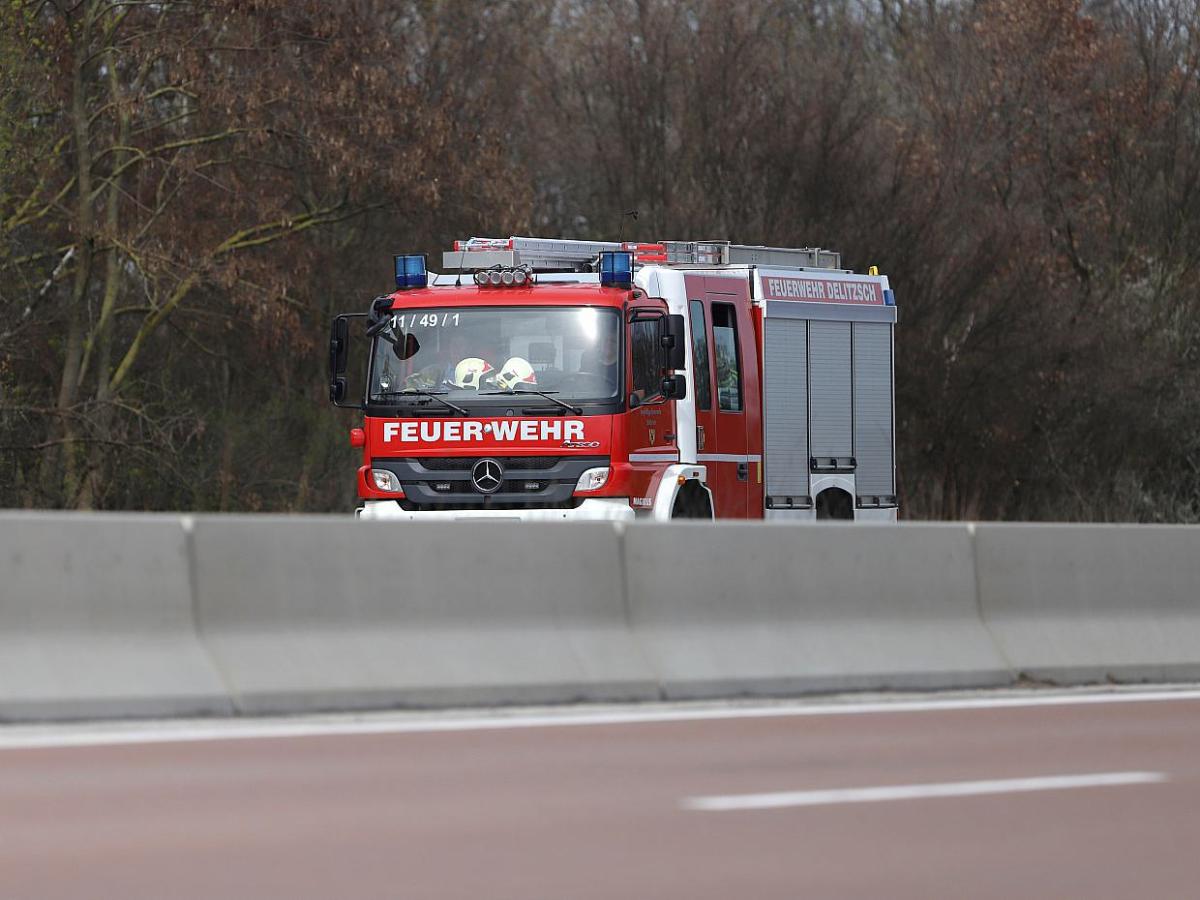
682,771,1169,811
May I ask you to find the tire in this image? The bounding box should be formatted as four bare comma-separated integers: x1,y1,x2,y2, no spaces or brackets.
815,488,854,520
671,484,713,520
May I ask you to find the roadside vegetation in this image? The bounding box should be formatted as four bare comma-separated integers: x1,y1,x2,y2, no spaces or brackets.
2,0,1199,521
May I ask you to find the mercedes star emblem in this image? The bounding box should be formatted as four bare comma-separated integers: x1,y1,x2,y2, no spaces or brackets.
471,458,504,494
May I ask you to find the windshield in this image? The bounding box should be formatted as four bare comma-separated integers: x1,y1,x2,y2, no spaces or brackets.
369,306,621,409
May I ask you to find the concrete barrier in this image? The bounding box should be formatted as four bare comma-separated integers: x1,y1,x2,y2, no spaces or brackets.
622,521,1015,698
3,512,1200,722
975,523,1200,683
0,513,233,720
190,516,658,713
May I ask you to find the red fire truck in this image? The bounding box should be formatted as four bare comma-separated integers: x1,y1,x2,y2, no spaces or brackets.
328,237,897,522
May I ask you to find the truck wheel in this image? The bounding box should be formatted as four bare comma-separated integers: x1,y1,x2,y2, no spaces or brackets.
671,484,713,520
815,487,854,520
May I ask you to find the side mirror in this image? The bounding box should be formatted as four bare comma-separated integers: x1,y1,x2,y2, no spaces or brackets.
661,314,687,371
392,332,420,361
661,373,687,400
329,316,350,379
329,312,367,409
628,392,642,409
365,295,394,337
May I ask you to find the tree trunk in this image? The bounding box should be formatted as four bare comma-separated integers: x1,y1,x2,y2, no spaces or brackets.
78,44,131,510
218,361,234,512
40,2,97,506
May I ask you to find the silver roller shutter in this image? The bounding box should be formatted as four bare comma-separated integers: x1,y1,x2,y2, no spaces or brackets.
763,318,808,496
808,321,853,459
853,322,895,495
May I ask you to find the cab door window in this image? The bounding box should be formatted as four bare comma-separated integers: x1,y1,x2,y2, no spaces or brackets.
630,318,663,400
689,300,712,410
711,302,742,412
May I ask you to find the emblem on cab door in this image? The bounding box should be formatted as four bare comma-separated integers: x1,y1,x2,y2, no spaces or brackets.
471,458,504,494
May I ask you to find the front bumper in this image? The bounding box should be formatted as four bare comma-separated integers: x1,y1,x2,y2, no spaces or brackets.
357,497,636,522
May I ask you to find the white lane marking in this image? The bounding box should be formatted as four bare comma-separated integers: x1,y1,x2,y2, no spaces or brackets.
2,689,1200,751
682,771,1168,812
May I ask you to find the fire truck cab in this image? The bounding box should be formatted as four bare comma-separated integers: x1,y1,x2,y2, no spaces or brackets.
328,237,897,522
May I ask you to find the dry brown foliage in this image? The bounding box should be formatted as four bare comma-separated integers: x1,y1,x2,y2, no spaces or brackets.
3,0,1199,519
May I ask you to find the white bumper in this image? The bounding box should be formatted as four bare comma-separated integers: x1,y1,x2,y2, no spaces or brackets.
357,497,636,523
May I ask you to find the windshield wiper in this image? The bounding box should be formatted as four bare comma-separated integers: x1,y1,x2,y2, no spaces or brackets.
375,389,469,416
481,388,583,415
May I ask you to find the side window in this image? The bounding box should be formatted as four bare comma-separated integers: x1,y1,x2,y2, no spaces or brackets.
711,303,742,412
689,300,712,410
630,318,662,398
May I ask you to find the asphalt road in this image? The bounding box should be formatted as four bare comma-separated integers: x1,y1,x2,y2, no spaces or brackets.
2,691,1198,899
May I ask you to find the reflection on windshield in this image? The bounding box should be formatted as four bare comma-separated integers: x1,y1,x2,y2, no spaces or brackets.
370,307,621,406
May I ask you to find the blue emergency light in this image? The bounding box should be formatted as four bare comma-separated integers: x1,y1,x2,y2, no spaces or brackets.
393,254,428,289
883,289,896,306
599,250,634,288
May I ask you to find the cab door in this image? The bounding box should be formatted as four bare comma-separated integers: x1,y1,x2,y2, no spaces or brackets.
688,277,757,518
624,297,678,503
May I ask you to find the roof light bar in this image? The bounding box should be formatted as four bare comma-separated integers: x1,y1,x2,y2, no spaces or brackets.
393,254,428,289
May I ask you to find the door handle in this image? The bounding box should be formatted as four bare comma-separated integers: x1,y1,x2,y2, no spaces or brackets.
737,462,748,481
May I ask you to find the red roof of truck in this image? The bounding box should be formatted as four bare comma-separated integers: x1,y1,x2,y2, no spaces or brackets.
386,282,632,309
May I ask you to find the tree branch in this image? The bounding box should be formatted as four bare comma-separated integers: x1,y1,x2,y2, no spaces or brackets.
107,270,198,394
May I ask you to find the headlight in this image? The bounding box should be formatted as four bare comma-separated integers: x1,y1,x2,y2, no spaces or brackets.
371,469,402,492
575,467,610,492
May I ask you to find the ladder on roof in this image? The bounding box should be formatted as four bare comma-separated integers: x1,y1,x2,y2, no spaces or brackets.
443,236,842,272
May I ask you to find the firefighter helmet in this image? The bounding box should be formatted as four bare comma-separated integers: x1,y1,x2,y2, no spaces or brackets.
452,357,493,390
492,357,537,390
